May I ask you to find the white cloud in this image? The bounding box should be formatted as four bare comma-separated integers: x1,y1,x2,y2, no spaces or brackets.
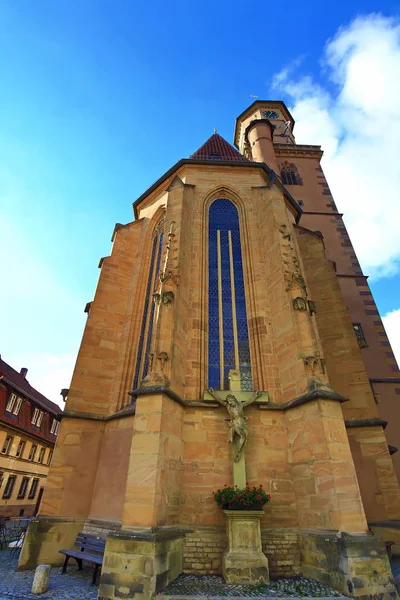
382,309,400,365
272,13,400,278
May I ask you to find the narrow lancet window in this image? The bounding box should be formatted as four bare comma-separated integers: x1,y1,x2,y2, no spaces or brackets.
133,227,164,389
208,199,252,391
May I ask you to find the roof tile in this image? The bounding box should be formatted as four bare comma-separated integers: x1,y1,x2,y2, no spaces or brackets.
0,357,60,414
190,133,250,162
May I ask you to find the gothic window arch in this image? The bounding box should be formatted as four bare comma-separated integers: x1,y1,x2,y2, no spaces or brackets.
208,199,252,391
133,217,164,389
280,161,303,186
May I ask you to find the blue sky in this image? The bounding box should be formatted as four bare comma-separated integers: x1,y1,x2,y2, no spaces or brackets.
1,1,400,404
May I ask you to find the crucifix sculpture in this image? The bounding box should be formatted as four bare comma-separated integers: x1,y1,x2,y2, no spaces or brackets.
208,387,262,468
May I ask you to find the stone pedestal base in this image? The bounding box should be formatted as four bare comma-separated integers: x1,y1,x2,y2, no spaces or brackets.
98,527,186,600
300,530,397,600
223,510,269,585
18,517,85,570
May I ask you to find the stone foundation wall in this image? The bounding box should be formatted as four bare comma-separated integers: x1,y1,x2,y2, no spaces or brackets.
299,530,397,599
183,528,226,574
262,530,301,579
83,519,121,537
183,527,301,578
98,530,184,600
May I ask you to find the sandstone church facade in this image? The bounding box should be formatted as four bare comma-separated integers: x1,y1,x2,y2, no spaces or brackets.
19,101,400,599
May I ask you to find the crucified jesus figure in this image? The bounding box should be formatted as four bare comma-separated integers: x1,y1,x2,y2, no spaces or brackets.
208,388,262,462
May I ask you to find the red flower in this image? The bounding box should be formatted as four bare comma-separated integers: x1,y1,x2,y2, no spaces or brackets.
259,484,263,489
235,494,239,499
256,494,261,501
224,484,227,487
268,494,271,499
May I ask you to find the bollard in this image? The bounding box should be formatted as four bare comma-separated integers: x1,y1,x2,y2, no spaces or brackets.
31,564,51,594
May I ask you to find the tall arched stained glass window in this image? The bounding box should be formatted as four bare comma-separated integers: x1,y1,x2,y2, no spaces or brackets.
133,227,164,389
208,199,252,391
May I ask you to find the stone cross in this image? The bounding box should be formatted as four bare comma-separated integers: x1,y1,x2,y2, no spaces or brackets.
207,383,261,488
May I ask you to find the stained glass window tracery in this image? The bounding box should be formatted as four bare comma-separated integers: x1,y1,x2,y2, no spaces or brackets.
133,223,164,389
208,199,252,391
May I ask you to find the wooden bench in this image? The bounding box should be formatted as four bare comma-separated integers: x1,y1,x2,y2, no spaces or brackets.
59,532,105,585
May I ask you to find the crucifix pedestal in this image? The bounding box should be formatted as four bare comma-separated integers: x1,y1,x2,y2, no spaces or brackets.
223,510,270,584
206,372,270,585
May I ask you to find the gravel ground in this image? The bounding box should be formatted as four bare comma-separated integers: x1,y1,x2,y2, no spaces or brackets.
0,550,97,600
159,574,347,598
0,551,351,600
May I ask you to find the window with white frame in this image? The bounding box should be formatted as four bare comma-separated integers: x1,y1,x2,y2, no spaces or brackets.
37,447,45,464
50,419,60,435
6,393,23,415
2,475,16,499
31,408,44,427
15,439,25,458
17,476,30,499
28,478,39,500
28,443,37,461
1,436,13,455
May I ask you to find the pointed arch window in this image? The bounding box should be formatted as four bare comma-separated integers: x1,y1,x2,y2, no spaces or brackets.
208,199,252,391
133,220,164,389
281,162,303,186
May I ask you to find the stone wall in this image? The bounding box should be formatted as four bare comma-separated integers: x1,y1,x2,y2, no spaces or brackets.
261,529,301,579
183,527,301,579
98,530,184,600
183,528,226,574
299,530,396,599
83,519,121,537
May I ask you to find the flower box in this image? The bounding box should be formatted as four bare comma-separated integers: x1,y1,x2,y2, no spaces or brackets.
213,483,271,509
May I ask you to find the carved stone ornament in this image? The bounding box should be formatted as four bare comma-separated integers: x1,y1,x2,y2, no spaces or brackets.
162,291,174,304
304,356,320,377
159,270,180,287
154,213,166,234
278,224,291,240
286,273,307,292
293,297,307,311
304,355,327,379
153,291,174,305
157,352,168,371
307,300,316,315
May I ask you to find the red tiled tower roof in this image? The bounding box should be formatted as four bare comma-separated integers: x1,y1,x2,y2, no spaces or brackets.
190,133,250,162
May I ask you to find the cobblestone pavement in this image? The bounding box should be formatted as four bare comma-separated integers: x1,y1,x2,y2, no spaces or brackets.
0,550,349,600
159,574,347,598
0,550,98,600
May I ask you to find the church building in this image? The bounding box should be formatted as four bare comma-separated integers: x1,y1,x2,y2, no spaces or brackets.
19,101,400,600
